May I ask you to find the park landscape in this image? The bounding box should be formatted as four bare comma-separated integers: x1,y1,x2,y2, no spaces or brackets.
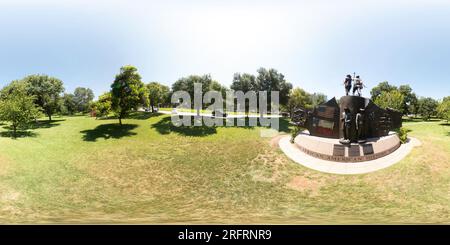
0,66,449,224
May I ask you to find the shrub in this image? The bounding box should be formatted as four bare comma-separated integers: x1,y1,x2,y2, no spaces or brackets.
396,127,409,144
290,126,302,143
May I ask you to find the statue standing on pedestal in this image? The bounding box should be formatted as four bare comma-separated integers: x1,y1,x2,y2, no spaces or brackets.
352,75,365,96
340,107,352,144
343,74,352,96
355,108,365,143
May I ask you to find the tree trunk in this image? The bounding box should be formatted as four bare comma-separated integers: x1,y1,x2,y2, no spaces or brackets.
119,116,122,125
12,124,17,138
151,104,155,113
48,113,52,121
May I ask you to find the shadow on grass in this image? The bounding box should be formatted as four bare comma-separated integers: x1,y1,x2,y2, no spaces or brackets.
128,112,162,120
0,130,38,138
29,119,65,129
151,116,217,136
98,112,162,120
151,116,292,137
80,123,138,141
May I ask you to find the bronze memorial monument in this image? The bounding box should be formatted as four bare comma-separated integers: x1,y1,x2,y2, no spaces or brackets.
291,75,402,162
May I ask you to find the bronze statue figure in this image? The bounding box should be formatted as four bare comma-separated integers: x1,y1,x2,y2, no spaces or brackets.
355,108,365,143
352,75,365,96
340,107,352,144
344,74,352,96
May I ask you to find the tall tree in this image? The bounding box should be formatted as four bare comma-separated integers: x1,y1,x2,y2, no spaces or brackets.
172,74,213,115
60,93,77,115
417,97,438,121
23,74,64,121
231,73,258,114
398,84,417,115
231,73,257,93
111,65,147,125
146,82,170,112
370,81,397,101
287,87,312,114
374,90,405,112
437,96,450,123
256,68,292,114
91,92,112,118
0,82,41,137
73,87,94,113
310,93,327,107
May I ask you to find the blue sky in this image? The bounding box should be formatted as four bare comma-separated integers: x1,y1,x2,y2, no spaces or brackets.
0,0,449,100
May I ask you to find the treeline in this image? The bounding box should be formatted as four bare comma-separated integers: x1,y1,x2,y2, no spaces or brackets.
370,81,450,121
91,66,297,124
1,65,449,136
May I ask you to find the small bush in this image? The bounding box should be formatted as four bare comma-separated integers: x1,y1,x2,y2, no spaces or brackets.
290,126,302,143
396,127,409,144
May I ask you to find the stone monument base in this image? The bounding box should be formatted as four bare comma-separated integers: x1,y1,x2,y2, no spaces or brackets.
294,130,400,162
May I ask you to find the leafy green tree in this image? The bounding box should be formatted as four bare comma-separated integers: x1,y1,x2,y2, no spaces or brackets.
23,74,64,121
417,97,438,121
437,96,450,123
287,87,312,114
256,68,292,112
172,74,213,115
60,93,77,115
111,65,147,125
370,81,397,101
0,80,26,100
0,83,41,137
398,85,417,115
231,73,258,93
231,73,258,114
311,93,327,107
73,87,94,113
408,92,419,116
91,92,112,118
374,90,405,112
160,85,171,107
146,82,170,112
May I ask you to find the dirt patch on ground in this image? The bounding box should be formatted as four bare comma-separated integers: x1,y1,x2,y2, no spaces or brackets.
286,176,325,196
249,149,289,183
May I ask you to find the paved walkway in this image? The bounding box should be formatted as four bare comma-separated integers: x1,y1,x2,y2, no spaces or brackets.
278,135,421,175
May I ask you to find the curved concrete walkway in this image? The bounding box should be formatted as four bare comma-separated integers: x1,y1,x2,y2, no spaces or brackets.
278,135,421,175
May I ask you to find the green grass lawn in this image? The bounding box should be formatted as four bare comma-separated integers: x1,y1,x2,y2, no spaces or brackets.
0,113,449,223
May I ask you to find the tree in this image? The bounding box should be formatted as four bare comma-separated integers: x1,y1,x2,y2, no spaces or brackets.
73,87,94,113
110,65,147,125
231,73,257,93
0,82,41,137
417,97,438,121
287,87,312,114
172,74,213,116
398,85,417,115
310,93,327,107
231,73,258,114
256,68,292,115
374,90,405,112
408,92,419,116
146,82,170,112
24,74,64,121
437,97,450,123
60,93,77,115
370,81,397,101
91,92,112,118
